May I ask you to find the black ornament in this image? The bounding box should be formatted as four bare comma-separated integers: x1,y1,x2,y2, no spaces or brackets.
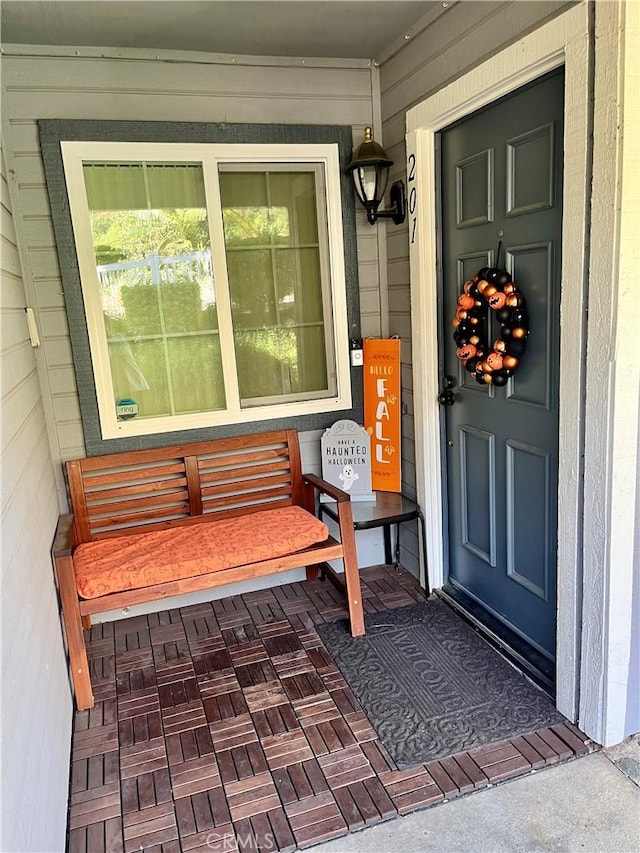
496,271,512,288
505,339,527,357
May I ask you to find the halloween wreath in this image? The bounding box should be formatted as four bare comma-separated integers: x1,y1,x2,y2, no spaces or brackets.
452,266,530,386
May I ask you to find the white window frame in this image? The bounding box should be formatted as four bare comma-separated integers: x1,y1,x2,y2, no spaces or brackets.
61,141,352,439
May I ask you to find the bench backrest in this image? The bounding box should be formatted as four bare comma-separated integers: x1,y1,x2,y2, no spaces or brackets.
66,429,304,543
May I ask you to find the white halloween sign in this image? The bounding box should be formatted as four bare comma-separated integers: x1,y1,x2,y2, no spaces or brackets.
320,420,374,501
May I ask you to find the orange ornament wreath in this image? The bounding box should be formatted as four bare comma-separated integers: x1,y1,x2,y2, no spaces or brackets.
452,266,530,386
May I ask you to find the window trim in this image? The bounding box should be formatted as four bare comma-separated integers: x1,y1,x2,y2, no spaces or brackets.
40,120,362,456
61,140,353,441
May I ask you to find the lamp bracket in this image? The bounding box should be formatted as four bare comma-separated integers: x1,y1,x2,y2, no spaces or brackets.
371,180,406,225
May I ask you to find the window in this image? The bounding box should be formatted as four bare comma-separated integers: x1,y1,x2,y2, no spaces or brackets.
62,142,351,439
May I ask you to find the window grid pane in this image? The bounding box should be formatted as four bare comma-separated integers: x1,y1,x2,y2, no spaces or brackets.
219,168,333,405
86,162,225,421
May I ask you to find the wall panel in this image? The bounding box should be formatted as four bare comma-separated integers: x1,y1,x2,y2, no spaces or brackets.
0,146,72,853
1,47,379,469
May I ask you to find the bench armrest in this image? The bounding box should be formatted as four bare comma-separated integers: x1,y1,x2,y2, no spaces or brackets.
53,514,75,557
302,473,352,504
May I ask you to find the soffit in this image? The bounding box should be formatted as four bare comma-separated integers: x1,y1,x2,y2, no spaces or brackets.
1,1,445,60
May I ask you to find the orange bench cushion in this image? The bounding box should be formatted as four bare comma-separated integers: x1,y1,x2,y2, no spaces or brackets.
73,505,329,599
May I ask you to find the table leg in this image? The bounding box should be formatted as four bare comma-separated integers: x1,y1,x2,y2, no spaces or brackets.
383,525,393,565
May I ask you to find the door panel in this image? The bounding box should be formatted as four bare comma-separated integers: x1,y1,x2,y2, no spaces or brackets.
506,243,554,408
456,252,494,395
440,69,564,660
460,426,496,566
456,149,494,226
506,440,551,599
506,122,555,216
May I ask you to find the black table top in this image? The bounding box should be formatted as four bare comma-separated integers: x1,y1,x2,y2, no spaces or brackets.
319,491,420,529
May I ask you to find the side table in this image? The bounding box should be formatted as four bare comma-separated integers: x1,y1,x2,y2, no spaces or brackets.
319,491,429,591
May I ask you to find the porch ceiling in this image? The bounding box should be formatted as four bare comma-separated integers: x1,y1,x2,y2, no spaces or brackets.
1,1,442,60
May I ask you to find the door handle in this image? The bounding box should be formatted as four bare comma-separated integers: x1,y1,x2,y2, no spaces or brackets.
438,388,455,406
438,375,456,406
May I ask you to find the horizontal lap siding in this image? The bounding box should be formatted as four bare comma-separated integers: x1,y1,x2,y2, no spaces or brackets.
0,147,72,852
379,0,571,578
1,50,379,467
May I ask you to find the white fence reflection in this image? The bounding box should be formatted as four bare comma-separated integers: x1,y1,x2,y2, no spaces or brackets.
97,249,215,317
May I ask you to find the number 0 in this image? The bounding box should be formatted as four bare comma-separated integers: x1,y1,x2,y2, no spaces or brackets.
409,187,417,214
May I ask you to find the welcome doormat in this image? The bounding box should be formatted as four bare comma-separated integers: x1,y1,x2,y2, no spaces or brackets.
317,599,565,768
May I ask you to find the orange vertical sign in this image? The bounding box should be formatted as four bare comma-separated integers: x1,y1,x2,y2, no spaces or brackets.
363,338,401,492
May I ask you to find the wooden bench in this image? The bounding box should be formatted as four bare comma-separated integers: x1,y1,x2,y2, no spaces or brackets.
52,429,364,710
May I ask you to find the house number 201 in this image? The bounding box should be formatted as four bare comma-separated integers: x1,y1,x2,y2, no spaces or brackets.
407,153,417,244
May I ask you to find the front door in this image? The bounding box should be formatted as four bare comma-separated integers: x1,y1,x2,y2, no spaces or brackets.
440,69,564,661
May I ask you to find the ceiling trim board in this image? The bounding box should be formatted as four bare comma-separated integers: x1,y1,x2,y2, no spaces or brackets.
0,42,374,70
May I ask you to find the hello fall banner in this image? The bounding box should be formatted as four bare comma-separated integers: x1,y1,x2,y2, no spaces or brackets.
363,338,401,492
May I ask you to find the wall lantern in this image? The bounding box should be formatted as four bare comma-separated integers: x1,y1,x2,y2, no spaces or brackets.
347,126,406,226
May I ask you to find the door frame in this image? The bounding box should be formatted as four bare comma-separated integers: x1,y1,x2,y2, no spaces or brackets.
405,3,591,723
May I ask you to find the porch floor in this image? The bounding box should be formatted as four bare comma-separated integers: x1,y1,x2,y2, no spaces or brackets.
68,565,592,852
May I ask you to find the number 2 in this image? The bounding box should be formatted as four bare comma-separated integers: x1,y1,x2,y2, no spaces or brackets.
408,153,416,182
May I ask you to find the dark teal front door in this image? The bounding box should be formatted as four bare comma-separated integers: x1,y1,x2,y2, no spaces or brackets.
440,70,564,660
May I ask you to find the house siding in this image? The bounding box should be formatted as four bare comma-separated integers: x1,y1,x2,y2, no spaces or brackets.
378,0,573,576
0,49,387,618
0,48,382,474
0,146,72,852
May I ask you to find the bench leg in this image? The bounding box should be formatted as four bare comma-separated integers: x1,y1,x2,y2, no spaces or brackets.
337,502,365,637
54,555,94,710
305,566,320,581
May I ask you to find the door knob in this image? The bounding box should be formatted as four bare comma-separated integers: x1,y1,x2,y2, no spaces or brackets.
438,375,456,406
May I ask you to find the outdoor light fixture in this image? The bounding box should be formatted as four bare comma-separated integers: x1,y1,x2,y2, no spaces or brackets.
347,126,406,226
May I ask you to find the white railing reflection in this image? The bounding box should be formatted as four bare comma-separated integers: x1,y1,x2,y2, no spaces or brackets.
97,249,215,317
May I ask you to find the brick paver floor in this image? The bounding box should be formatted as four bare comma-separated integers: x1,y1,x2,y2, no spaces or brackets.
67,565,592,852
